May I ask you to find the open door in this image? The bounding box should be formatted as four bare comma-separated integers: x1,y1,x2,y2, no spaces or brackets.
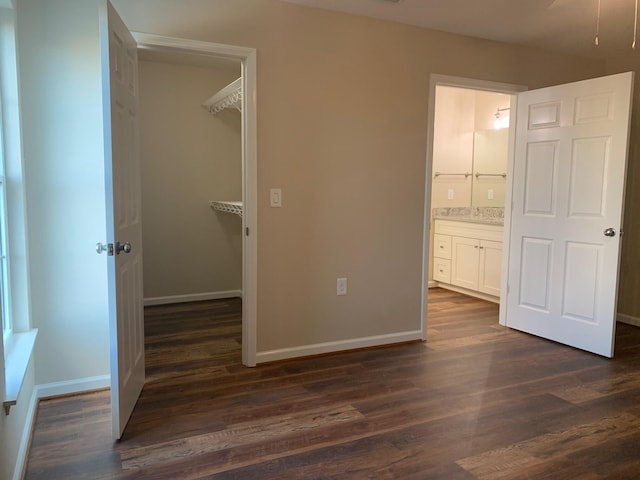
505,72,633,358
100,1,145,438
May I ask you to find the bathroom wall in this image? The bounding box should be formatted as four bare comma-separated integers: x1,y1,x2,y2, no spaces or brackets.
139,59,243,302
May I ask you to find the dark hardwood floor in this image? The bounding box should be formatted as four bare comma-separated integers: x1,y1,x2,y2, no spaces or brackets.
24,289,640,479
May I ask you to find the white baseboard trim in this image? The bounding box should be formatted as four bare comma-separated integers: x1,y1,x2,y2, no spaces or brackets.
35,375,110,400
144,290,242,306
255,330,423,364
617,313,640,327
12,388,38,480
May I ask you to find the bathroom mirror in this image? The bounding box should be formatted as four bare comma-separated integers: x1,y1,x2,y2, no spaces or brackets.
471,129,508,207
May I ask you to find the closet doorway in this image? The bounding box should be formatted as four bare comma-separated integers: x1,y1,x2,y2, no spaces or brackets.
422,75,525,333
134,34,257,366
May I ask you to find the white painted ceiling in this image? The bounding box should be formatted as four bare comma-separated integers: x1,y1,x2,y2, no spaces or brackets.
282,0,640,59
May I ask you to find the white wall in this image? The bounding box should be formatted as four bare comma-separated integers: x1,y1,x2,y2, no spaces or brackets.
17,0,109,385
139,60,242,301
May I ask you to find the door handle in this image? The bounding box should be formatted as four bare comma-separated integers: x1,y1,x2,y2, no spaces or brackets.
115,241,132,254
96,242,131,255
603,228,616,237
96,242,114,256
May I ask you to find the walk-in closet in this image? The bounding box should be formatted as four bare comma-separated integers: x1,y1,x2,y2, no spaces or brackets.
138,51,243,308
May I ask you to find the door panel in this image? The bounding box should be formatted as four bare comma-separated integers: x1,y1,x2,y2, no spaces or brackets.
518,237,553,312
524,141,558,215
563,241,599,322
506,72,633,358
102,0,144,439
568,137,609,217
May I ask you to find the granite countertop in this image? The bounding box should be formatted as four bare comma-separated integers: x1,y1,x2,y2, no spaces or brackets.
432,207,504,225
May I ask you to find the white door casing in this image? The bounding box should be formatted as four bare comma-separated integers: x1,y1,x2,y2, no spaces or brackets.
506,72,634,358
100,1,145,439
422,75,525,340
132,33,258,368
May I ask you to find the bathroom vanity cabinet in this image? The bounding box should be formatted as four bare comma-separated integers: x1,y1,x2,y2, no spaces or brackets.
433,219,503,300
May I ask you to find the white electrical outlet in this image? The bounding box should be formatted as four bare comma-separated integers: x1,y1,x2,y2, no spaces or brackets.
337,277,347,296
488,189,494,200
447,189,454,200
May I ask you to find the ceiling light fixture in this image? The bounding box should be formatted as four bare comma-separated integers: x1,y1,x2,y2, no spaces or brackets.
595,0,639,48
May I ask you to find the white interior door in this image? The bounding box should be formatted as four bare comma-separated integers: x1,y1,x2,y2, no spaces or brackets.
506,72,633,358
101,1,145,439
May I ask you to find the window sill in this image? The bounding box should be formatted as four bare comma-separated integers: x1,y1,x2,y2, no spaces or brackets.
3,328,37,415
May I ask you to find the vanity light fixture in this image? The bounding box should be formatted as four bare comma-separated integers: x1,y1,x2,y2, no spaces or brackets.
493,107,510,130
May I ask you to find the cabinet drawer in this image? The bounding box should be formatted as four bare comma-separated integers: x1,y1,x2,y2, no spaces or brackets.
434,234,452,259
433,258,451,284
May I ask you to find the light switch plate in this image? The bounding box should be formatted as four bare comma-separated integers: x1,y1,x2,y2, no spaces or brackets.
270,188,282,207
337,277,347,296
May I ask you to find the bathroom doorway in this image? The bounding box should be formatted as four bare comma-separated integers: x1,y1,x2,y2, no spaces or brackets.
421,75,525,334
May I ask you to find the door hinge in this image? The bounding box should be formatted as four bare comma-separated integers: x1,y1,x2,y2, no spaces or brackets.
245,227,250,236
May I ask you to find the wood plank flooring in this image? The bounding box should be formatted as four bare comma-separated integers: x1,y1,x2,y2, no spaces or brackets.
24,289,640,479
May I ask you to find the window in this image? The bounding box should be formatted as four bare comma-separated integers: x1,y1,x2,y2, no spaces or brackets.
0,102,10,348
1,6,36,415
0,9,13,349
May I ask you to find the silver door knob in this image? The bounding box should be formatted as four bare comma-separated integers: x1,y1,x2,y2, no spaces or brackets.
115,241,131,254
604,228,616,237
96,242,114,256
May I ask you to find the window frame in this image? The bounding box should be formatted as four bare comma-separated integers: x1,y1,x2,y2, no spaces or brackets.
0,100,11,348
1,4,36,415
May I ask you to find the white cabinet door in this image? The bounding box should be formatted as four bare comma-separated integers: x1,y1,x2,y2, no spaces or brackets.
102,1,145,439
451,236,480,290
506,72,633,358
479,240,502,297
